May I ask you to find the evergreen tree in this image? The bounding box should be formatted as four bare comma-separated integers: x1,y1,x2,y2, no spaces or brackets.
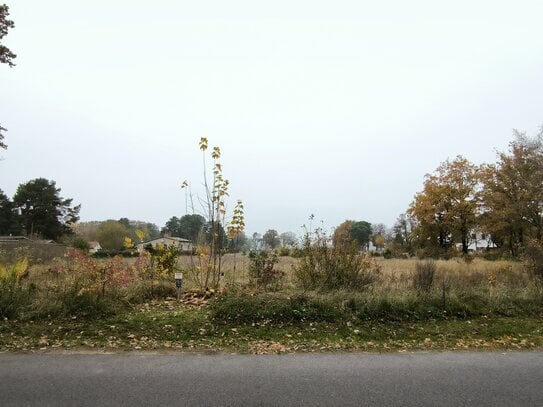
13,178,80,240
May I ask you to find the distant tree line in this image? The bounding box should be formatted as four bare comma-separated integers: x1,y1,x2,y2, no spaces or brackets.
163,214,304,254
75,219,160,251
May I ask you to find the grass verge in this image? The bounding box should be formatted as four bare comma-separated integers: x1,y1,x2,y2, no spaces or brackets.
1,298,541,354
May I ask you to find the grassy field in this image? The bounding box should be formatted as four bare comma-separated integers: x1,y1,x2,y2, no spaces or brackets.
178,254,527,290
1,253,542,354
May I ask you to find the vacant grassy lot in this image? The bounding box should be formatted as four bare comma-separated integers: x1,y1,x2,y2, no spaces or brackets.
1,252,541,354
179,254,526,289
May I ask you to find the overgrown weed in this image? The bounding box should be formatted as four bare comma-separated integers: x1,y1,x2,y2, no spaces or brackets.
293,231,380,291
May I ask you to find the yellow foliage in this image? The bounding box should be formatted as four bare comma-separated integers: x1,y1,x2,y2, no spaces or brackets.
0,258,29,282
199,137,208,151
123,237,134,249
135,229,147,242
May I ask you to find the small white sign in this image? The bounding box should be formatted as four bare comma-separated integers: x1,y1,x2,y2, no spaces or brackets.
174,272,184,280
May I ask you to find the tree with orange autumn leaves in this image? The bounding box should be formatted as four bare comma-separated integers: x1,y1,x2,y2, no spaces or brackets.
408,129,543,257
478,131,543,256
409,156,479,254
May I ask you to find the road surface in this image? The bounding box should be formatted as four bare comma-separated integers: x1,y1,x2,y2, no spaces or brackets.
1,352,542,406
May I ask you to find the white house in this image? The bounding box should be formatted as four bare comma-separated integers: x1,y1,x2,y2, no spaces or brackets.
455,231,497,252
136,236,193,254
88,241,102,254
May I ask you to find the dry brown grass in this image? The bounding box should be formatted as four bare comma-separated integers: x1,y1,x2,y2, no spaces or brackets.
19,253,532,310
366,257,529,298
0,243,68,264
177,254,299,289
24,254,527,295
176,254,530,294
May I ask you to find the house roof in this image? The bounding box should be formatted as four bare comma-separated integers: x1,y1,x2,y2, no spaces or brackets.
137,236,192,245
0,236,55,244
88,241,101,248
0,236,30,242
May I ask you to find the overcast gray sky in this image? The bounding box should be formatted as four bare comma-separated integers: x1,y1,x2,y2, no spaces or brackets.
1,0,543,236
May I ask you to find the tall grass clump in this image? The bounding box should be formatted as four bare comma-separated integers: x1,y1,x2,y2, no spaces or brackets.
413,259,436,293
293,231,380,291
0,258,31,319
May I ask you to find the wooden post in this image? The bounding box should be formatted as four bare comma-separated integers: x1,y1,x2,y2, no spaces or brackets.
175,272,183,301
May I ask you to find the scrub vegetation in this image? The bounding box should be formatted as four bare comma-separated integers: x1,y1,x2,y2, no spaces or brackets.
1,250,542,354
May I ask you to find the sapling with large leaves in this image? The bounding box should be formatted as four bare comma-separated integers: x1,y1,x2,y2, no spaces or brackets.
185,138,244,292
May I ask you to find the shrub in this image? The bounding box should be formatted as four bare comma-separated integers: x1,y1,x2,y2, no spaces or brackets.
92,249,138,258
27,250,136,318
290,247,305,258
45,284,120,318
129,245,180,298
293,232,380,291
143,244,180,276
0,259,31,319
248,251,284,290
27,250,178,318
70,236,90,252
65,250,134,294
413,260,436,293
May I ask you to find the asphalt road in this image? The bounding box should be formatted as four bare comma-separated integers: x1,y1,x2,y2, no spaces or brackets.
1,352,542,406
